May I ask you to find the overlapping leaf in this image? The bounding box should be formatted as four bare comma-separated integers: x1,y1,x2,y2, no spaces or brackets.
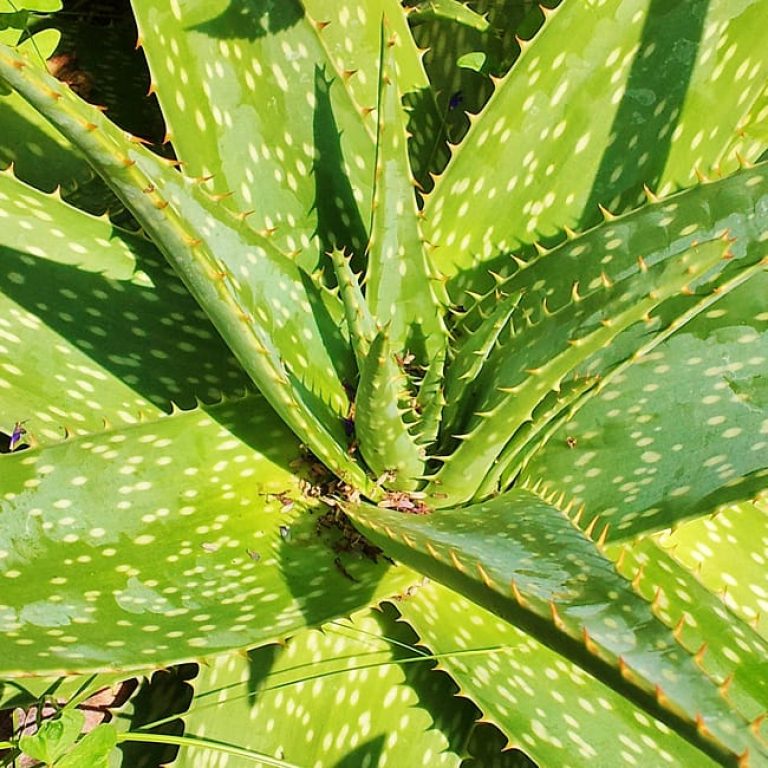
398,582,723,768
0,394,413,675
424,0,768,298
0,170,250,441
347,489,768,764
0,41,370,489
177,605,477,767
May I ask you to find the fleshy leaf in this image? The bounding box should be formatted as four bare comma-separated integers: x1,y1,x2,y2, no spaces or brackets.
519,272,768,539
0,170,251,438
398,582,723,768
355,328,425,490
178,605,476,767
366,27,447,366
346,490,768,764
0,394,413,675
654,500,768,641
430,164,768,505
0,42,370,490
329,246,375,370
407,0,490,32
424,0,768,296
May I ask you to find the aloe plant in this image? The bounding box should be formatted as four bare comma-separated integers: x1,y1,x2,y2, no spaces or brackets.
1,1,767,766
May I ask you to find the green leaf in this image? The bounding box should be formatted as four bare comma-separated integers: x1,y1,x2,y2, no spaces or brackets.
19,709,85,764
355,328,426,490
366,26,447,366
346,490,768,764
425,0,768,296
177,605,476,767
0,170,251,440
0,42,369,490
329,246,375,370
413,347,446,446
610,532,768,728
56,723,117,768
431,164,768,506
456,50,486,72
0,394,414,675
398,582,722,768
652,500,768,641
519,272,768,540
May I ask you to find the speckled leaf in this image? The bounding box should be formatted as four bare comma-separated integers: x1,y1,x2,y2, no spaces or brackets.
178,605,476,767
424,0,768,295
609,531,768,732
329,246,375,370
366,29,447,366
397,582,722,768
0,43,370,490
0,170,250,441
431,164,768,505
653,500,768,640
346,490,768,764
129,0,373,271
519,272,768,540
355,328,426,490
413,347,445,446
0,394,414,676
439,290,520,445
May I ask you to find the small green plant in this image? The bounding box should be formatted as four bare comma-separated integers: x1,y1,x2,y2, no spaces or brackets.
0,1,767,766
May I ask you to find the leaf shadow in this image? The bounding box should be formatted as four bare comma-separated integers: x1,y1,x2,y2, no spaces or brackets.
188,0,304,41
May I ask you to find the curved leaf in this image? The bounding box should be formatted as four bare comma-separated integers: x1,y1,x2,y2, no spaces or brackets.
346,490,768,764
398,582,722,768
0,394,413,676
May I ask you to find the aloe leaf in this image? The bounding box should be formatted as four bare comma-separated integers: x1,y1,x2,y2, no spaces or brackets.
431,238,735,506
519,272,768,540
424,0,768,294
439,289,521,443
654,500,768,641
430,165,768,505
329,246,375,370
397,582,722,768
346,489,768,764
178,605,476,767
129,0,371,271
0,170,250,440
355,328,425,490
0,43,372,489
413,347,445,446
610,532,768,728
0,394,414,675
366,26,447,366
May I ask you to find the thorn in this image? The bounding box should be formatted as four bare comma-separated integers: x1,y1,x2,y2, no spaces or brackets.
694,642,708,665
510,580,527,607
631,564,645,591
737,749,750,768
598,203,616,221
449,549,465,573
361,106,375,117
476,562,494,588
314,19,331,31
637,255,648,272
583,515,599,539
549,601,565,630
750,713,765,736
135,34,143,50
718,673,733,698
342,69,357,80
672,615,686,640
643,184,659,203
695,713,711,738
600,271,613,288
